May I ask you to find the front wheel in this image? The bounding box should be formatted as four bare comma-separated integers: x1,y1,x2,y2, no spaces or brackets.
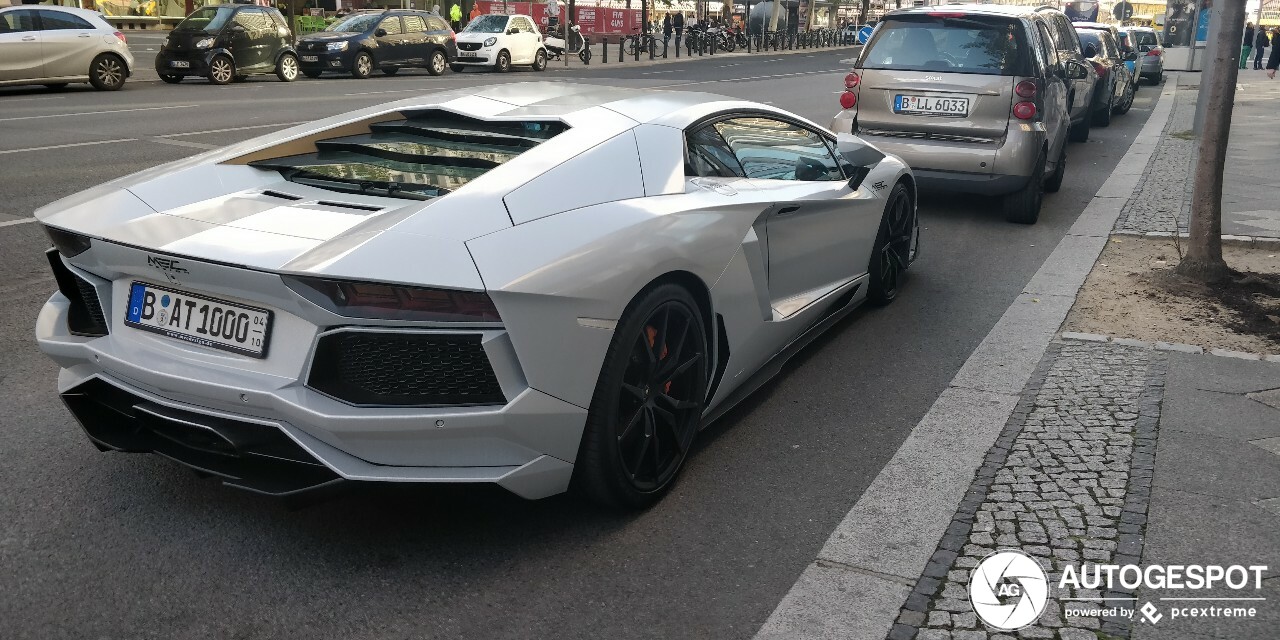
868,183,918,305
573,284,709,508
351,51,373,79
276,53,299,82
159,73,183,84
1003,151,1046,225
1068,117,1090,143
494,50,511,72
302,69,322,79
450,63,464,73
207,54,234,85
1115,81,1135,115
89,53,126,91
1092,92,1113,127
427,50,447,75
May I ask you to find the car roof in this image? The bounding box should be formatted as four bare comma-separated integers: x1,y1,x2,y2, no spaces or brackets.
887,3,1046,19
2,4,102,19
1073,22,1115,31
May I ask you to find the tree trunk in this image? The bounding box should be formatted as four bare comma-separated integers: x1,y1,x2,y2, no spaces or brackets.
857,0,869,25
1176,0,1245,282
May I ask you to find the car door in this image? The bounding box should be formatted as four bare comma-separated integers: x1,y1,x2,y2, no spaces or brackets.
228,8,264,70
513,16,538,62
1048,12,1093,120
374,15,406,66
34,10,99,79
0,9,43,81
1033,20,1070,157
399,13,431,65
713,116,865,312
426,15,456,59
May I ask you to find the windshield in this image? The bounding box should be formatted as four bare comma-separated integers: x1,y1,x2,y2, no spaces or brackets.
1128,30,1158,47
860,17,1025,76
463,14,508,33
326,13,381,33
174,6,235,33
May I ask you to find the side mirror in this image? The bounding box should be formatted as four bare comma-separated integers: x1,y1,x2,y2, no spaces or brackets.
374,28,387,37
230,23,247,32
1124,51,1138,61
1066,60,1089,80
1138,44,1153,52
1082,43,1098,58
835,133,886,190
507,27,519,35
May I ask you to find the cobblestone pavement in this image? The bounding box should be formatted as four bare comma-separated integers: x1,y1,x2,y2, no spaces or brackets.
888,340,1167,640
1114,84,1195,236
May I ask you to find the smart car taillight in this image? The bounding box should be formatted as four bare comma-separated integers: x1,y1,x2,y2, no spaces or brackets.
844,72,860,89
1013,101,1037,120
1015,80,1037,99
839,91,857,109
284,276,501,323
113,31,126,43
1146,48,1162,57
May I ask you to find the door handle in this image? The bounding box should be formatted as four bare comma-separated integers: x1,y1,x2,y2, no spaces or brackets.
22,35,36,41
776,205,800,216
78,34,92,38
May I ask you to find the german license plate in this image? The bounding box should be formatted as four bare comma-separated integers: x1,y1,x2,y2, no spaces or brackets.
301,55,318,62
894,94,970,116
124,282,272,358
169,60,190,68
460,52,478,58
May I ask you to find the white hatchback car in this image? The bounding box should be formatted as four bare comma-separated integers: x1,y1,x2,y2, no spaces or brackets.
0,5,133,91
452,13,547,73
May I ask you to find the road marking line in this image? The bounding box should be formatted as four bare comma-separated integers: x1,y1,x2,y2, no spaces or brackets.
342,88,431,96
654,68,845,88
0,105,195,122
146,137,218,150
156,121,308,138
0,139,136,155
0,217,39,228
1,96,66,103
642,70,675,74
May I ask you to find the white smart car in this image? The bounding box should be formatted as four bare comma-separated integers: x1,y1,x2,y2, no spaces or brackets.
0,5,133,91
452,13,547,72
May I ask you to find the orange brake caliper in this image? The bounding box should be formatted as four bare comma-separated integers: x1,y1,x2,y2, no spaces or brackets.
645,326,672,393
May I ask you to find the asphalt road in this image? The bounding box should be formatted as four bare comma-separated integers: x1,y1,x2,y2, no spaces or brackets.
0,49,1160,639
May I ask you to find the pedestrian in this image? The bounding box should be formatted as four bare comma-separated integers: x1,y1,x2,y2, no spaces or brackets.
1255,26,1270,70
432,4,441,17
1242,21,1255,70
673,10,684,51
469,3,481,24
1270,31,1280,79
449,2,462,31
663,12,672,48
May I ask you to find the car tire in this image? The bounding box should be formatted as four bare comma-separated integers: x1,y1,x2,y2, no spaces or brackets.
1093,93,1113,127
868,182,918,306
532,48,547,71
495,49,511,72
233,74,248,82
450,63,464,73
382,67,400,75
352,51,373,79
572,283,709,509
579,47,591,63
1068,117,1090,143
302,69,322,79
1003,150,1045,225
427,50,447,76
1115,82,1135,115
88,53,127,91
207,54,235,85
159,73,182,84
276,52,299,82
1044,143,1067,194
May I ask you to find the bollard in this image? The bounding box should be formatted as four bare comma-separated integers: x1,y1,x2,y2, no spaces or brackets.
709,33,714,55
746,32,751,53
619,36,624,62
602,37,608,63
649,37,655,60
633,36,639,61
663,36,668,58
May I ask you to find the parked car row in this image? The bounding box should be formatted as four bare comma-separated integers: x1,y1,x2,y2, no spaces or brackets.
831,4,1157,225
0,3,551,91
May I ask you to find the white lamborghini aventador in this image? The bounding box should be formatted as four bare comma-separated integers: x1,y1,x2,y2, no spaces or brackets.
34,82,918,507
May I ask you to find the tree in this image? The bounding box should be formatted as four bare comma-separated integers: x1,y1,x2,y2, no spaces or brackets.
1176,0,1246,282
857,0,870,26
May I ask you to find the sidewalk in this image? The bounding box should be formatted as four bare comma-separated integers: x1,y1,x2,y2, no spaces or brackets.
1116,72,1280,243
756,68,1280,640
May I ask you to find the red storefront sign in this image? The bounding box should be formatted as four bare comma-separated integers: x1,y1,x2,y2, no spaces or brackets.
473,1,639,35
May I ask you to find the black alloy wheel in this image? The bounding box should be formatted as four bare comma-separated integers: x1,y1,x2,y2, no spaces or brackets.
574,284,708,508
868,183,918,305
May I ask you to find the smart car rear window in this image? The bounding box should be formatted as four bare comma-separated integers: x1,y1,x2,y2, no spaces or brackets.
860,16,1029,76
248,111,568,200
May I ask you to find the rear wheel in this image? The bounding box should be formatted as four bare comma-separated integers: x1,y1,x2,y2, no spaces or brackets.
302,69,322,79
573,284,709,508
1092,91,1113,127
1044,143,1067,193
89,53,126,91
450,63,464,73
276,53,299,82
207,54,234,85
868,183,918,306
1003,150,1045,225
351,51,373,79
382,67,400,75
427,50,447,75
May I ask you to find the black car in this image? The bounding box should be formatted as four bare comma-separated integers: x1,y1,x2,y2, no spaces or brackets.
1075,25,1137,127
296,10,457,78
156,3,298,85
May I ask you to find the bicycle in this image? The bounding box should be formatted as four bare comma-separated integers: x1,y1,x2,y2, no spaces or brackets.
624,28,658,58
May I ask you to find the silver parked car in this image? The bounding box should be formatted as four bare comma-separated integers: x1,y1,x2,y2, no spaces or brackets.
34,83,917,508
0,5,132,91
832,4,1087,224
1118,26,1164,85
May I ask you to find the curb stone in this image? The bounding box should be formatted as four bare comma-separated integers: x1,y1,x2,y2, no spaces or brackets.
1057,333,1277,363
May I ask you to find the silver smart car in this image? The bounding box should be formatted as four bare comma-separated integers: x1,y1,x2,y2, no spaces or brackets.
832,5,1093,224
